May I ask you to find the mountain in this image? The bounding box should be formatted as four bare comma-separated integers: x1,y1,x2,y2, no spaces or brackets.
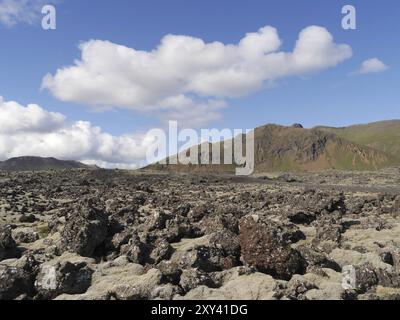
0,156,91,172
252,124,396,172
146,123,398,173
315,120,400,160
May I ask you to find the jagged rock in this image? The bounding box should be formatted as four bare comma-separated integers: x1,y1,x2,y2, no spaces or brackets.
239,215,306,280
0,265,35,300
151,284,182,300
110,228,132,251
55,266,161,300
179,269,216,292
200,213,239,235
168,232,241,273
35,254,94,299
14,230,39,244
293,191,346,215
188,204,209,223
149,239,173,264
287,211,316,225
19,214,37,223
353,263,379,293
146,211,170,231
0,225,18,261
207,230,241,269
296,245,341,271
157,260,183,285
59,200,108,257
283,275,318,300
120,234,151,265
177,268,279,300
314,219,344,245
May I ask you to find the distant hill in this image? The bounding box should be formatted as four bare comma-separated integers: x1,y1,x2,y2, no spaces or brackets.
147,123,399,174
315,120,400,160
0,156,91,171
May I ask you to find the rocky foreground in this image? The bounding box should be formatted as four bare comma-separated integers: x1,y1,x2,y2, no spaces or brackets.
1,168,400,300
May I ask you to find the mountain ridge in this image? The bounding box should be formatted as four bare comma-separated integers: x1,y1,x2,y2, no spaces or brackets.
147,121,400,173
315,120,400,160
0,156,91,172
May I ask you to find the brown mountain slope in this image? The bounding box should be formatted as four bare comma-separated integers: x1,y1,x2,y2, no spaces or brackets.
147,124,398,173
315,120,400,160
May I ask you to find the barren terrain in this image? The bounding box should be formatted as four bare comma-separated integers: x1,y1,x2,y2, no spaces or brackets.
1,168,400,300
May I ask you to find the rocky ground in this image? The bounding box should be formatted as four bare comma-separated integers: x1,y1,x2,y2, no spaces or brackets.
1,168,400,300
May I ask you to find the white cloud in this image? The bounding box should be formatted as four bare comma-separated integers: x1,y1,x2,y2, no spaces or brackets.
358,58,389,74
157,95,227,127
0,97,152,168
0,96,65,133
42,25,352,125
0,0,46,27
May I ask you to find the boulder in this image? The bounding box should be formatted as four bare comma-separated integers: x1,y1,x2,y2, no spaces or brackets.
239,215,306,280
178,268,279,300
0,225,18,261
179,269,216,292
59,200,108,257
0,265,35,300
35,254,94,299
55,266,161,300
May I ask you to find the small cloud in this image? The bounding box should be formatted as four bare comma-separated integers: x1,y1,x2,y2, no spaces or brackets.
0,0,52,27
358,58,389,74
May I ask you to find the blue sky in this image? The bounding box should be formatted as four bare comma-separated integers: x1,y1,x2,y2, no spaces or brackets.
0,0,398,166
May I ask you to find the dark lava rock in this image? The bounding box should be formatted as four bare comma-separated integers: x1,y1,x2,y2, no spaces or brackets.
188,204,210,223
296,245,341,271
166,232,241,274
35,260,94,299
110,228,133,252
179,269,216,292
380,251,394,266
149,239,174,265
157,260,183,285
108,204,139,231
19,214,37,223
0,226,19,261
59,200,108,257
295,190,346,215
120,234,151,265
239,215,306,280
354,263,379,294
0,265,35,300
146,211,170,231
314,218,344,244
284,276,317,300
207,230,241,269
287,211,316,225
200,213,239,235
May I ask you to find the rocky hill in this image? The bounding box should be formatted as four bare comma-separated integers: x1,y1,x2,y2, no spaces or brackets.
147,123,398,173
0,156,90,172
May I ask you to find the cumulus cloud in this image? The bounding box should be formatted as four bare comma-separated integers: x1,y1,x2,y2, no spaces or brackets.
0,97,65,133
0,97,152,168
358,58,389,74
42,25,352,125
0,0,47,27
